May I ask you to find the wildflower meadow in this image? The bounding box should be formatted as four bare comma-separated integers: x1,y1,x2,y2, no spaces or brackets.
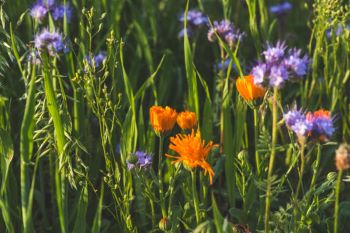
1,0,350,232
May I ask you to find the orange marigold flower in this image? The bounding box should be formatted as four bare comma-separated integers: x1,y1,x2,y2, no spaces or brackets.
166,129,217,184
236,75,266,101
177,111,197,130
150,106,177,133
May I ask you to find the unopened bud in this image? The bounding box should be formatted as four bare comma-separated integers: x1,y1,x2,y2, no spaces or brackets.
158,217,171,231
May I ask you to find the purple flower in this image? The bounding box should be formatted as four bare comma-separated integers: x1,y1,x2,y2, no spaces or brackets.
38,0,55,9
269,65,288,87
52,3,73,21
284,49,309,77
216,58,237,72
284,107,312,137
306,110,335,141
252,63,267,85
30,3,49,21
269,2,292,15
127,151,153,170
251,41,309,88
34,29,66,56
208,20,244,46
85,51,107,69
263,41,286,64
179,10,208,38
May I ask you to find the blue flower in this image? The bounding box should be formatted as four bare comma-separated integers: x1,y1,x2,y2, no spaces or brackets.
178,10,208,38
269,65,288,87
27,51,41,65
85,51,107,70
263,41,286,64
326,23,350,38
284,49,309,77
127,151,153,170
284,107,312,137
34,29,67,56
306,110,335,141
269,2,292,15
30,3,49,21
252,63,266,85
208,20,244,47
52,2,73,22
216,58,237,72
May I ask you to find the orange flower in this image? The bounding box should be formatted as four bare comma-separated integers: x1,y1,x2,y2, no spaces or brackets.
166,129,217,184
177,111,197,130
150,106,177,133
236,75,266,101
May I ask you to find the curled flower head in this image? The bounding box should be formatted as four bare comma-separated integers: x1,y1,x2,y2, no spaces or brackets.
251,41,309,88
263,41,286,64
30,3,49,21
34,29,67,56
284,107,312,138
177,111,197,130
269,2,292,15
150,106,177,134
335,143,350,171
236,75,266,102
178,10,208,38
306,109,335,142
127,151,153,170
284,49,309,77
208,20,244,47
166,130,217,184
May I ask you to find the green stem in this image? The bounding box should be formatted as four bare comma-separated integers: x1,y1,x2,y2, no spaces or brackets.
296,140,306,198
310,144,321,191
334,170,343,233
20,65,36,233
43,57,67,233
264,87,278,233
254,108,261,177
158,135,166,218
191,170,200,224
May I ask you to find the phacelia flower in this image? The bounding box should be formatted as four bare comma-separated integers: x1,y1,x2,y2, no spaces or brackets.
263,41,286,64
52,2,73,21
178,10,208,38
85,51,107,69
30,3,49,21
306,109,335,142
127,151,153,170
150,106,177,134
284,107,312,138
166,129,217,184
216,58,237,72
252,63,266,85
284,49,309,77
236,75,266,102
251,41,309,88
326,23,350,38
335,143,350,171
269,2,292,15
34,29,67,56
208,20,244,47
177,111,197,130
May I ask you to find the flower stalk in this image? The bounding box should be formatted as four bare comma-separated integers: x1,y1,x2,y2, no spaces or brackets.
265,87,278,233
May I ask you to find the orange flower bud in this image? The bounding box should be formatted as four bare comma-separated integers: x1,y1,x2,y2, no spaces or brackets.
177,111,197,130
236,75,266,102
150,106,177,134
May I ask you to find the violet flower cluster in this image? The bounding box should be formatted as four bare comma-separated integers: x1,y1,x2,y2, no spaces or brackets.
178,10,208,38
85,51,107,70
252,41,309,88
269,2,292,15
127,151,153,171
284,107,335,142
30,0,73,22
34,29,68,56
208,20,244,47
